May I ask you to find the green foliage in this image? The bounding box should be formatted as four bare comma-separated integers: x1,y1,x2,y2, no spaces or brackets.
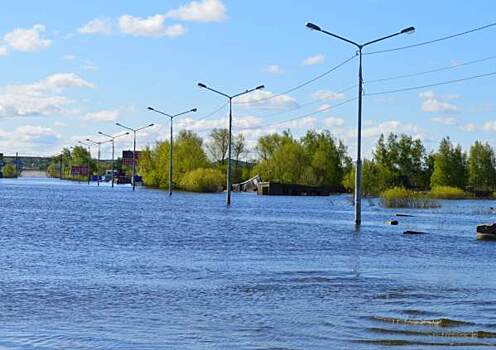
431,137,467,189
255,130,349,190
207,128,229,164
47,146,96,180
467,141,496,192
430,186,470,199
139,130,209,189
2,162,17,178
342,159,388,196
380,187,439,208
373,133,429,189
179,168,225,192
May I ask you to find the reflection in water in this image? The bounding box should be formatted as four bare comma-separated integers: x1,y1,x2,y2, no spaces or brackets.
0,177,495,349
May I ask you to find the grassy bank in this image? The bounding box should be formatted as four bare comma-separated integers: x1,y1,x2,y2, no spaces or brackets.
380,187,440,208
429,186,470,199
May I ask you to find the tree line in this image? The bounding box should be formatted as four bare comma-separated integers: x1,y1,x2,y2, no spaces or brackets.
139,128,496,196
49,128,496,196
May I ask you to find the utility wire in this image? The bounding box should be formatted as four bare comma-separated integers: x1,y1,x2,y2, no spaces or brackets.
234,54,357,105
365,70,496,96
252,83,356,119
365,21,496,55
366,54,496,84
193,102,228,122
237,97,357,132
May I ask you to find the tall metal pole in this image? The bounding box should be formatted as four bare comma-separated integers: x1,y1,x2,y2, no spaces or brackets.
169,117,173,196
87,146,91,185
132,131,136,191
111,139,115,188
227,98,233,206
305,22,414,226
97,143,100,187
355,48,363,225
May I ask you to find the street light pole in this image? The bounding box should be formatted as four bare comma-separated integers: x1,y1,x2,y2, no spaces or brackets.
147,107,197,196
78,140,92,185
98,131,129,188
86,138,108,187
305,22,414,226
116,122,155,191
197,82,264,206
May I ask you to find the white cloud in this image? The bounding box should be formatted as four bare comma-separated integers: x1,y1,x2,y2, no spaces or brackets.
420,90,458,113
0,73,94,118
234,90,297,110
276,116,316,130
312,90,345,101
176,115,261,131
0,125,61,154
431,116,457,125
0,46,8,56
83,110,119,123
461,123,476,132
303,54,325,66
359,120,423,140
80,62,98,71
63,54,76,61
483,121,496,132
118,14,186,37
3,24,51,53
78,18,113,35
263,64,284,75
166,0,227,22
324,116,345,127
317,104,331,112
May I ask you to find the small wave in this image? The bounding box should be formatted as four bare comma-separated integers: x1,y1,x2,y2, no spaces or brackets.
371,316,473,327
355,339,494,346
369,327,496,338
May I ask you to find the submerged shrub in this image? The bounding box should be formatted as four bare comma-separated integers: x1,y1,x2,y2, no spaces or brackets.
180,168,225,193
430,186,469,199
380,187,440,208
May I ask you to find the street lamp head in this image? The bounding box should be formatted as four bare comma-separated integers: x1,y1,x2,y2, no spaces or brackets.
86,138,91,142
191,108,198,112
116,122,122,127
401,26,415,34
198,82,207,88
98,131,103,135
256,85,265,90
306,22,321,31
148,123,154,127
147,106,155,111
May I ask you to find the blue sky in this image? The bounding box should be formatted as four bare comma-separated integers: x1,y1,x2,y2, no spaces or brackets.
0,0,495,159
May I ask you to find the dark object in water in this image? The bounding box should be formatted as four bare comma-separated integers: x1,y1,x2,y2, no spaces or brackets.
396,213,414,217
476,224,496,240
403,230,427,235
387,220,399,225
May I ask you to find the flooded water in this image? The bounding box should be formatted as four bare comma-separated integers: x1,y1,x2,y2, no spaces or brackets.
0,177,495,349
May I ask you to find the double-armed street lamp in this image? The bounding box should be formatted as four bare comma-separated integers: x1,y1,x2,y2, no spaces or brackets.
86,138,110,187
305,22,415,226
116,122,155,191
98,131,130,188
197,82,264,206
78,140,92,184
147,106,197,196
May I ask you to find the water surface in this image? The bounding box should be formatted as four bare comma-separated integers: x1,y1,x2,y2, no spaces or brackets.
0,177,495,349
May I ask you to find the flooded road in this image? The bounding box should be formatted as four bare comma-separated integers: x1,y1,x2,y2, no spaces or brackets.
0,177,495,349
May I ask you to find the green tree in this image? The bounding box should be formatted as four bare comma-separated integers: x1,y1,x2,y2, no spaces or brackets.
207,128,229,164
430,137,467,189
467,141,496,192
2,162,17,178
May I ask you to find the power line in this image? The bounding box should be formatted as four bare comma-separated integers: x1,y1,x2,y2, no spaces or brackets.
366,54,496,84
252,83,356,119
365,21,496,55
237,96,357,132
193,102,227,122
365,70,496,96
233,54,357,105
